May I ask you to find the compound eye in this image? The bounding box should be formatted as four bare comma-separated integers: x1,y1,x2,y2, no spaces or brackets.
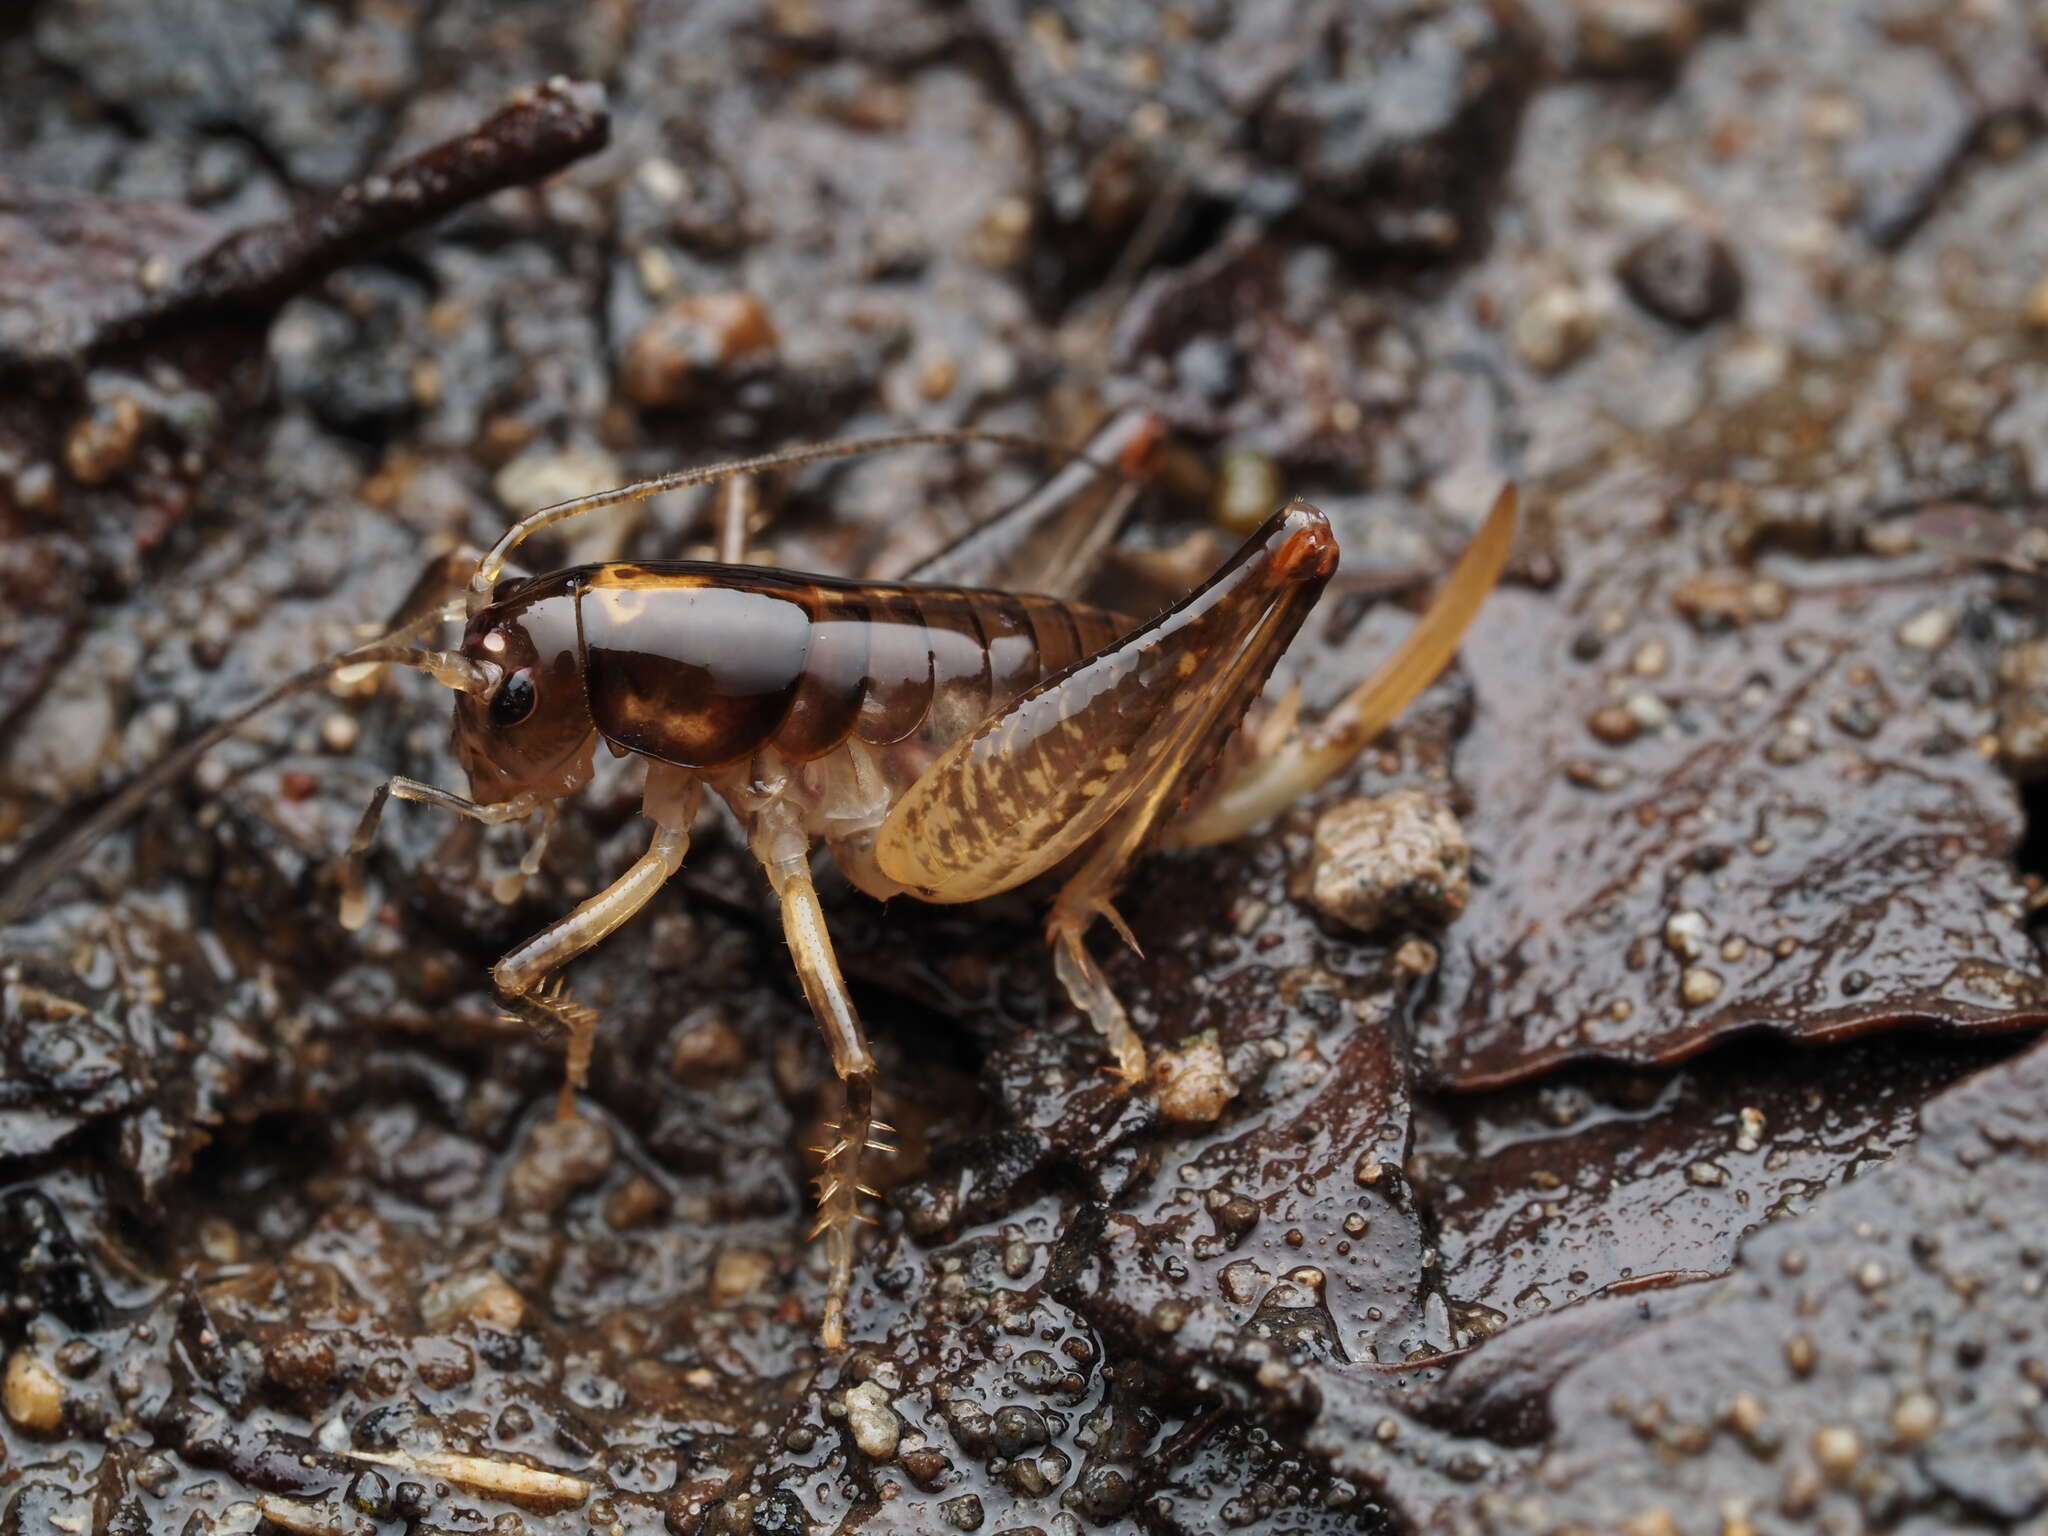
490,669,537,728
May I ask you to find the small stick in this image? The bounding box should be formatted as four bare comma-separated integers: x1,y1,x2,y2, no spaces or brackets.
21,78,610,367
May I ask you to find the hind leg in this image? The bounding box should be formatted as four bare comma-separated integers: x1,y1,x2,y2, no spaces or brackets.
1168,484,1517,846
1048,895,1149,1083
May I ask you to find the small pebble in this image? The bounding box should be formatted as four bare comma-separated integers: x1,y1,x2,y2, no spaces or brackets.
1897,606,1954,651
1811,1424,1861,1480
919,351,957,400
1392,936,1439,976
493,445,622,517
1624,690,1671,731
1780,1460,1823,1516
2027,275,2048,332
419,1268,526,1332
620,292,779,408
1829,696,1884,739
64,395,145,485
635,240,680,296
3,1350,62,1432
1734,1105,1765,1153
1563,757,1630,790
669,1013,748,1080
604,1174,669,1230
990,1405,1049,1457
319,713,360,753
1618,221,1743,328
12,460,58,514
711,1247,776,1306
1723,1392,1767,1439
1680,967,1723,1006
970,197,1033,268
1890,1390,1940,1446
1763,719,1815,766
1785,1332,1817,1376
1589,704,1642,745
1513,282,1597,373
1672,571,1788,630
1664,909,1708,959
1213,448,1284,535
636,156,688,203
843,1382,901,1460
505,1114,615,1214
1996,638,2048,776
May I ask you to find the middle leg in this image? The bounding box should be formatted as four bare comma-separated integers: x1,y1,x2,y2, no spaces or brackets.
748,810,880,1351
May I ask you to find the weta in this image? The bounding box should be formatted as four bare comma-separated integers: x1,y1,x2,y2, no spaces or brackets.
3,413,1514,1348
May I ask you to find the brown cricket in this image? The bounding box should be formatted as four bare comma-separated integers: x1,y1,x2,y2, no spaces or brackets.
4,413,1515,1348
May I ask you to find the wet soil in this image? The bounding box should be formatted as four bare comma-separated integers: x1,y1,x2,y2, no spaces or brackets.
3,2,2047,1533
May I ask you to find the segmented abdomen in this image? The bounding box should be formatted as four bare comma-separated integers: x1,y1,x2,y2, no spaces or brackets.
571,561,1127,771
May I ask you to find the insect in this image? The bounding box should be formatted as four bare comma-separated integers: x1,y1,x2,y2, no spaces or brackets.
3,414,1515,1349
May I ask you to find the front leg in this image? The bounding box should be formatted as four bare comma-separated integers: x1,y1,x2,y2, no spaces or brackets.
338,776,544,930
491,815,691,1117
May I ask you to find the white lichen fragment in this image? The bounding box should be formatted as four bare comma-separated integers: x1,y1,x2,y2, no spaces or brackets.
1306,790,1471,935
1151,1034,1237,1125
1663,909,1708,959
843,1381,902,1461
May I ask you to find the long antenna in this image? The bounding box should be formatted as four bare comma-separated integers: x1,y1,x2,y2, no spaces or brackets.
470,428,1114,595
0,607,456,926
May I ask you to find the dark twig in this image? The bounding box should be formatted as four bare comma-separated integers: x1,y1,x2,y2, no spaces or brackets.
59,77,610,365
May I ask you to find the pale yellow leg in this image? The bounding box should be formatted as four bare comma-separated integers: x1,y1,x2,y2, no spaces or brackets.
1048,896,1149,1084
490,771,698,1117
756,840,878,1351
338,776,544,931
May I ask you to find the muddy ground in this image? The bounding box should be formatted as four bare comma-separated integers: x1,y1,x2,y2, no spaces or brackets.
3,2,2048,1533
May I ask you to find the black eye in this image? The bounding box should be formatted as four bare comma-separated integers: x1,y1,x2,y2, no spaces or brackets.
490,670,537,727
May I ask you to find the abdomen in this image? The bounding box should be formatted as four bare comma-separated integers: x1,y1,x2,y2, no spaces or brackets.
571,561,1128,772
